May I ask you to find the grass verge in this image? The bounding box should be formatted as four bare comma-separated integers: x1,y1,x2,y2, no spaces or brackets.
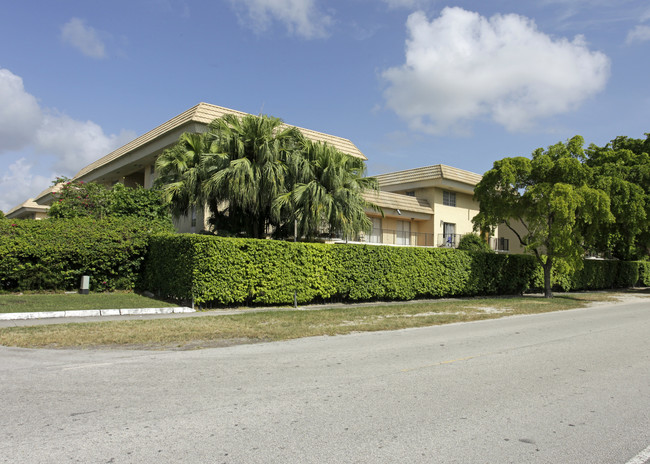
0,292,177,313
0,291,640,350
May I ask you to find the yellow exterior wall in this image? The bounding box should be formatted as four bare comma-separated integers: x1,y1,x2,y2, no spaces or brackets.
497,222,527,254
377,185,508,249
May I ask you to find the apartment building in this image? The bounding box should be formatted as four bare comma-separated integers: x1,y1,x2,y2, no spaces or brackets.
6,102,508,251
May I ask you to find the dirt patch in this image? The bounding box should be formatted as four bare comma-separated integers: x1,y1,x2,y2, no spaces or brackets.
472,306,514,314
60,337,271,351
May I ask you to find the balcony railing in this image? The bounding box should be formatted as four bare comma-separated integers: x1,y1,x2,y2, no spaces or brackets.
438,234,510,251
354,228,435,247
330,228,509,251
437,234,462,248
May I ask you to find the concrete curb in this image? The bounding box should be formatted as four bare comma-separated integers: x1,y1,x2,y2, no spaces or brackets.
0,307,195,321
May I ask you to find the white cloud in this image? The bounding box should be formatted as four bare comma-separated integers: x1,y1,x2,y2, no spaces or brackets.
36,112,136,172
626,24,650,44
61,18,107,58
382,8,611,134
0,69,43,152
0,68,134,211
0,158,52,213
229,0,332,38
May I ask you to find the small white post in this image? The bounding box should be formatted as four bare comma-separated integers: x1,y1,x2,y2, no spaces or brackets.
79,276,90,295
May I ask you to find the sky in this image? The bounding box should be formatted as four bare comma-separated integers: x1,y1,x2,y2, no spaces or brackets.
1,0,649,212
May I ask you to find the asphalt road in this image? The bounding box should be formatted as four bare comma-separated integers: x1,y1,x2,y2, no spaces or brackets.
1,299,649,463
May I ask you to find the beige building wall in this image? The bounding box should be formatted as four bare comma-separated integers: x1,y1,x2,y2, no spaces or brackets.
383,186,483,246
374,165,490,248
497,222,527,254
173,204,211,234
144,163,156,189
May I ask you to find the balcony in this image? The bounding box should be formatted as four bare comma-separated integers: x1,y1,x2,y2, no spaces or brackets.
330,228,509,251
438,234,510,251
352,228,435,247
437,234,462,248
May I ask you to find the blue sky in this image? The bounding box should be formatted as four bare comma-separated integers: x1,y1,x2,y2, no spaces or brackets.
1,0,649,212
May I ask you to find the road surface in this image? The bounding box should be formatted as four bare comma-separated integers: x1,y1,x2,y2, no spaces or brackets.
1,298,649,463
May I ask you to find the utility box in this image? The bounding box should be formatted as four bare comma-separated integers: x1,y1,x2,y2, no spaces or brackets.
79,275,90,295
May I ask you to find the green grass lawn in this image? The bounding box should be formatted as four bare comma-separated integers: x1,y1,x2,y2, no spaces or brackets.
0,292,177,313
1,291,643,350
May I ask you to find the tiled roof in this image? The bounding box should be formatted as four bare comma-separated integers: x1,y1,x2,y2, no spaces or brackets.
364,190,433,215
374,164,482,187
73,102,366,179
6,198,50,216
33,182,63,203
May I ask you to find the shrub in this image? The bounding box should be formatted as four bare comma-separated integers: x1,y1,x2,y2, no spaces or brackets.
141,236,538,306
48,178,172,224
457,233,493,253
0,217,172,292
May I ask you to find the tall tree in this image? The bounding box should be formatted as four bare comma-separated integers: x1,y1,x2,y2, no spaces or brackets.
273,140,379,240
200,114,304,238
473,136,613,298
585,133,650,259
154,132,212,218
156,113,379,240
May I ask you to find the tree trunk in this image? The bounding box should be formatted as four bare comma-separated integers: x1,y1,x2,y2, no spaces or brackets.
255,218,266,239
543,257,553,298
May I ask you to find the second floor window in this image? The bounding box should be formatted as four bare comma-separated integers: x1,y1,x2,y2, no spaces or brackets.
443,190,456,207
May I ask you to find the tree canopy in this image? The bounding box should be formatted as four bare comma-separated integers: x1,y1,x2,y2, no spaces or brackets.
48,178,172,224
155,113,379,240
585,133,650,260
473,135,613,298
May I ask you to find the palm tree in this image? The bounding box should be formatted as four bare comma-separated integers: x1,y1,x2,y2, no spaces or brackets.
155,114,380,240
274,140,380,240
154,132,212,217
201,114,304,238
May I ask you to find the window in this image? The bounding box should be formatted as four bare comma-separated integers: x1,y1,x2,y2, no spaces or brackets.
369,217,382,243
396,220,410,246
443,190,456,207
443,222,456,247
191,206,197,232
405,191,415,197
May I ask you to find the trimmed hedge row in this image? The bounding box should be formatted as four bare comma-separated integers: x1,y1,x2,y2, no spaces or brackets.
141,235,538,305
3,221,645,300
0,217,172,291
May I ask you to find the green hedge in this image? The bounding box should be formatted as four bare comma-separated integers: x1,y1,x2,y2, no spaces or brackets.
0,217,172,292
141,235,538,305
530,259,640,292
